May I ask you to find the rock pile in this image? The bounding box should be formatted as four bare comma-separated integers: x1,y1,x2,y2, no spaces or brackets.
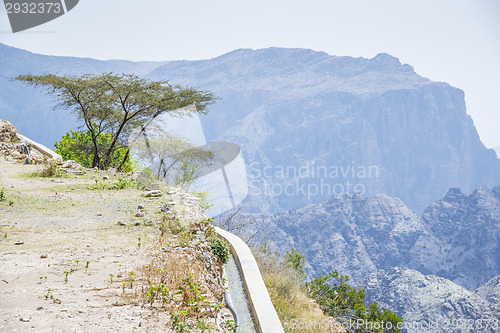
0,119,17,143
0,119,64,165
0,119,18,157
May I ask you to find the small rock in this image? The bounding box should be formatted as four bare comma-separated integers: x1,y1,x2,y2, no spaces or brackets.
116,221,126,226
137,204,145,210
135,212,145,218
160,205,170,213
134,222,141,226
12,152,27,160
97,213,102,216
167,190,177,195
142,190,162,198
40,254,48,259
14,241,24,245
61,160,81,169
144,221,153,226
103,176,109,180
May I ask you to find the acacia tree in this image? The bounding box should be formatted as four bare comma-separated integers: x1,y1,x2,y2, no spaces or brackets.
129,123,214,185
15,73,216,170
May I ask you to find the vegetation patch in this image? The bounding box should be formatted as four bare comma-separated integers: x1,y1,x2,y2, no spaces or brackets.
31,161,66,178
207,237,231,264
256,246,403,333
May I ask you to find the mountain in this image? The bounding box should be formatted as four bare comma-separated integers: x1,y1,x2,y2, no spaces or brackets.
364,268,499,333
239,186,500,290
475,274,500,309
1,43,499,214
237,192,436,282
494,147,500,158
421,187,500,289
233,187,500,331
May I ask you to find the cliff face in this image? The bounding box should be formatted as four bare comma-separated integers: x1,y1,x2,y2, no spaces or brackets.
1,44,499,214
147,48,500,214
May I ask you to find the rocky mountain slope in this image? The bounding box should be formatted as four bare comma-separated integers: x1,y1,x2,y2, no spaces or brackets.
1,43,499,215
364,268,499,332
240,187,500,290
475,274,500,310
232,187,500,330
421,187,500,289
494,147,500,158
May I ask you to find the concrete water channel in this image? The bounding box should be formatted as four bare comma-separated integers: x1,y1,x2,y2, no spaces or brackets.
215,227,285,333
224,255,258,333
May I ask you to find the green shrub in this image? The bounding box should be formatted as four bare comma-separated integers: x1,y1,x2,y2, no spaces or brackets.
193,191,213,210
306,270,403,332
0,188,5,202
207,237,230,264
54,129,132,172
112,177,136,190
31,162,66,178
283,247,306,278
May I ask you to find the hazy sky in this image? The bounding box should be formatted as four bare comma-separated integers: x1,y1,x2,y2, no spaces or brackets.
1,0,499,147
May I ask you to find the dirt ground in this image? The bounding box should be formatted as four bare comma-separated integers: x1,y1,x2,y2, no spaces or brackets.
0,156,226,332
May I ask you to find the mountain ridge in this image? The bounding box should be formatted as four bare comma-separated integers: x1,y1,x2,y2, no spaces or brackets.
1,42,498,215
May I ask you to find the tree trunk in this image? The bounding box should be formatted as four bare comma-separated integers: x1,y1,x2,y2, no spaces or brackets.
117,148,130,172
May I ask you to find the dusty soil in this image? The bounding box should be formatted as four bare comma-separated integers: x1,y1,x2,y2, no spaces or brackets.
0,156,228,332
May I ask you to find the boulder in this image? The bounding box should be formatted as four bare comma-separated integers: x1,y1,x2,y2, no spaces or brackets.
142,190,163,197
0,120,17,144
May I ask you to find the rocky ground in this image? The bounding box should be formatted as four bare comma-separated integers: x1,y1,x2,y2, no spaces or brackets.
0,153,233,332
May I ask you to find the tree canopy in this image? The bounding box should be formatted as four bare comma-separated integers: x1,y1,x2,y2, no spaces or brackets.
128,122,214,186
15,73,216,170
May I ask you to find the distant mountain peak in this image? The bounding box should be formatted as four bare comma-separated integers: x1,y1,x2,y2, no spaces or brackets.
372,52,401,64
443,187,464,200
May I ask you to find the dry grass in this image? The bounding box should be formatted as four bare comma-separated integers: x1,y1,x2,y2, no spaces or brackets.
116,214,231,332
255,249,345,333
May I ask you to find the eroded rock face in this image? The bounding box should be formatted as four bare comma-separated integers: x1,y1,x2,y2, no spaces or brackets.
422,187,500,289
0,119,17,144
233,186,500,332
241,187,500,290
239,193,439,282
475,274,500,308
364,268,499,332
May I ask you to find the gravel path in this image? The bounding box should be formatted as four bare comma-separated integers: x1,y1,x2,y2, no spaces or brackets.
0,156,226,332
